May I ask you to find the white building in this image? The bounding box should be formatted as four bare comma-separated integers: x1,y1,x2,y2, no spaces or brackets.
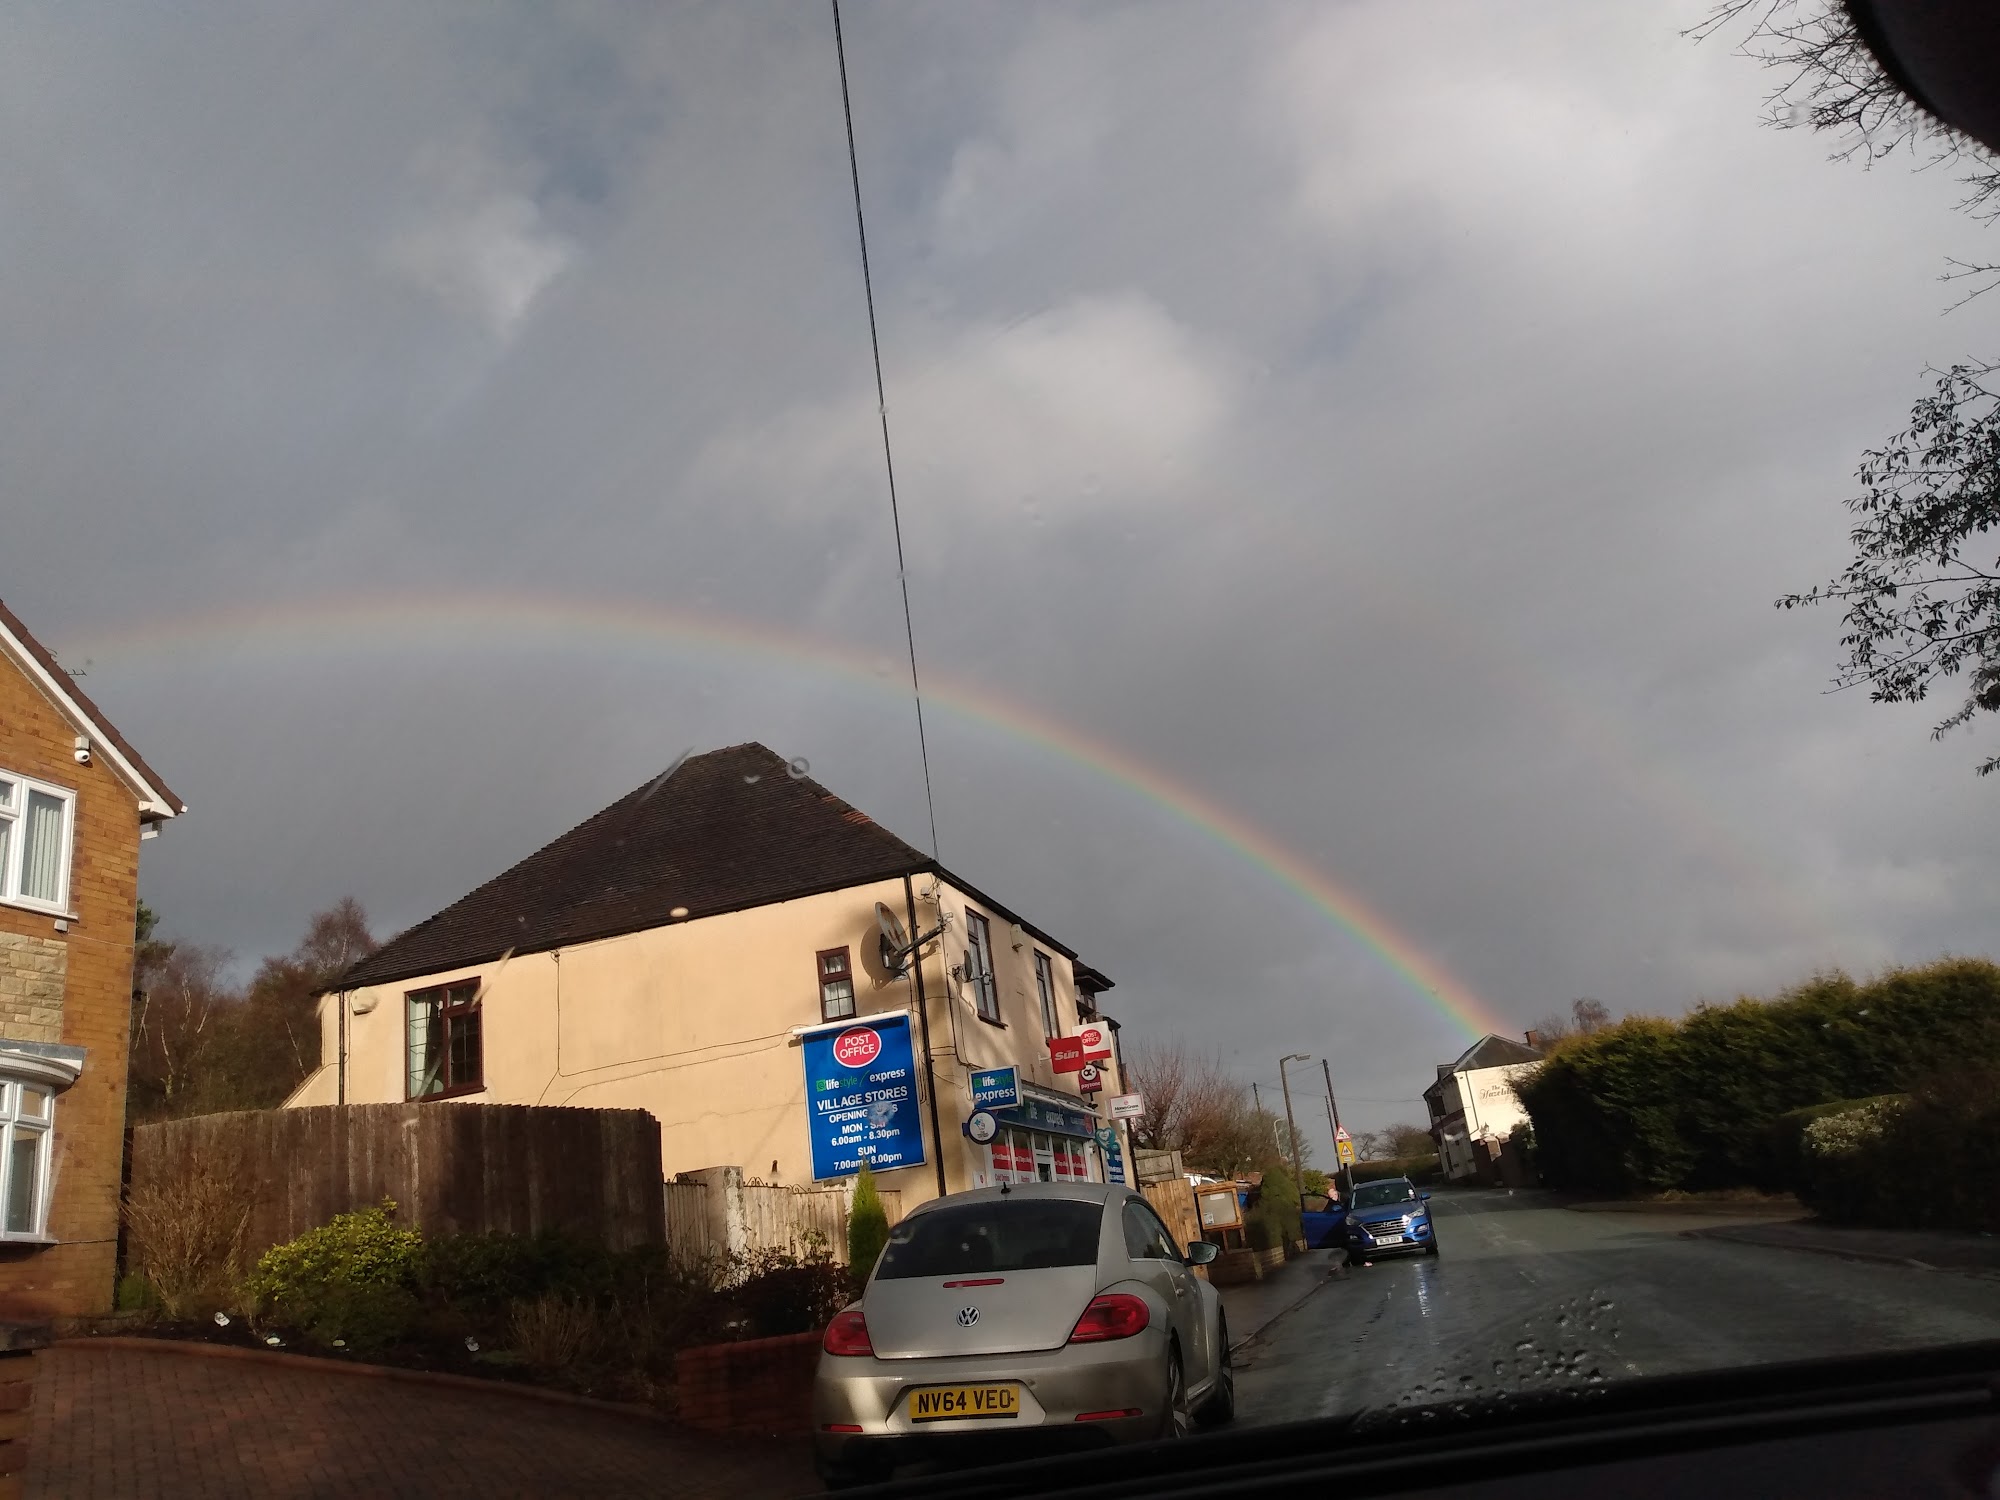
1423,1034,1544,1184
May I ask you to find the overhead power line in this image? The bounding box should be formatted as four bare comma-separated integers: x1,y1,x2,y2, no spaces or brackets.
830,0,941,860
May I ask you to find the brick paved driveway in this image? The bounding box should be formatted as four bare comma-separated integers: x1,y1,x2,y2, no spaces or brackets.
31,1342,821,1500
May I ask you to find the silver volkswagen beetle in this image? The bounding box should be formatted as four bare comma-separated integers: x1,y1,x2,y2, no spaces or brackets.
813,1181,1233,1488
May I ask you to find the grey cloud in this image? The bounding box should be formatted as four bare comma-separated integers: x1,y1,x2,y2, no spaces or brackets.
8,0,2000,1156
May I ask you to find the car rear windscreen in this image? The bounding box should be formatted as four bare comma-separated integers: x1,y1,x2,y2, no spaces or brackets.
875,1199,1104,1279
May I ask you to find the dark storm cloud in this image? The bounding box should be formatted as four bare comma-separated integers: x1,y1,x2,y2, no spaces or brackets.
7,0,1998,1156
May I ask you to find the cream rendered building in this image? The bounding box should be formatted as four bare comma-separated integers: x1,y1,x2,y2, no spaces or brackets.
287,744,1129,1209
1423,1033,1544,1183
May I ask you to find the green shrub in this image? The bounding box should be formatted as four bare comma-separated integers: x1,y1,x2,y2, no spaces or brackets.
1517,959,2000,1196
1246,1163,1302,1251
1763,1095,1897,1193
245,1200,426,1351
116,1274,162,1315
729,1248,853,1337
847,1165,889,1278
1797,1060,2000,1231
421,1230,667,1315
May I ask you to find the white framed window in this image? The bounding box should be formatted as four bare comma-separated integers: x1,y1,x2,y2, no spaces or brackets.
0,771,75,915
0,1081,54,1241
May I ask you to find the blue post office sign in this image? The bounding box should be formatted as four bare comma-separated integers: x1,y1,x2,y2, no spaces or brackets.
970,1066,1020,1110
803,1013,927,1181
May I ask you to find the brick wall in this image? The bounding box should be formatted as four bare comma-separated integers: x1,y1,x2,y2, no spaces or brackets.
0,654,146,1318
673,1331,822,1436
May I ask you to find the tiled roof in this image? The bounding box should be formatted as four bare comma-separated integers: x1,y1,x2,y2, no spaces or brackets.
335,742,940,991
1452,1034,1544,1072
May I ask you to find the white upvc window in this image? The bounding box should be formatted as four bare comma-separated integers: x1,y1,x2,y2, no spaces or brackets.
0,771,76,915
0,1081,54,1241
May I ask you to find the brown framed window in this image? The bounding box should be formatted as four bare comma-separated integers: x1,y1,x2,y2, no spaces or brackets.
1034,951,1059,1039
407,979,483,1099
817,946,856,1022
966,910,1000,1023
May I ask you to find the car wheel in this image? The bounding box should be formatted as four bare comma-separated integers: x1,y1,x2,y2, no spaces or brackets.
1196,1320,1235,1427
1161,1347,1193,1441
1425,1238,1440,1257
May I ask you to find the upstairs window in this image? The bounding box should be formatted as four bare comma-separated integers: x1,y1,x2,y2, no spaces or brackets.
408,980,482,1099
1035,951,1059,1039
0,773,74,914
966,910,999,1023
817,946,856,1022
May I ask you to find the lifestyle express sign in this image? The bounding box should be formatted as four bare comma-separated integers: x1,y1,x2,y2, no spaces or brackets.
802,1012,926,1181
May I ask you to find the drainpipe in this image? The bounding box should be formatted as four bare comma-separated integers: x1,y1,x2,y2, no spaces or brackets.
337,991,348,1106
904,873,949,1199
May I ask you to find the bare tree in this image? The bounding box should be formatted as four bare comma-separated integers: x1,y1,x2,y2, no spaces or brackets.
129,943,236,1116
244,898,379,1086
1694,2,2000,222
1357,1123,1436,1162
1533,998,1613,1048
1695,5,2000,773
1123,1043,1307,1178
1571,997,1611,1035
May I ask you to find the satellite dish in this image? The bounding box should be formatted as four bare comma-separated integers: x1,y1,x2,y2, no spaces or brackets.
876,901,910,951
876,901,911,975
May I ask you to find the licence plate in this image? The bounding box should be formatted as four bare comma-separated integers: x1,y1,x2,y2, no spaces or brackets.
907,1384,1021,1422
1374,1233,1403,1245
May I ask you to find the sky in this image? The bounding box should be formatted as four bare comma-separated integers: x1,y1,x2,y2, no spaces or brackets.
6,0,1997,1161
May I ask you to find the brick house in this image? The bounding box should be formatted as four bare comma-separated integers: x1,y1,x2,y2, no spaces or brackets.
0,602,184,1316
290,743,1130,1209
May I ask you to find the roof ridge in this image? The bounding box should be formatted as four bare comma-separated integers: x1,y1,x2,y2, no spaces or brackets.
0,598,185,817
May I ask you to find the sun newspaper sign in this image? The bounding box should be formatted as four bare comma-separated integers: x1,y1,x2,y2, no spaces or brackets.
1047,1022,1113,1074
802,1013,925,1181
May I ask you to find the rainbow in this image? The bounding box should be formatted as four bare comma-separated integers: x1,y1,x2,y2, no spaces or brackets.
62,590,1512,1040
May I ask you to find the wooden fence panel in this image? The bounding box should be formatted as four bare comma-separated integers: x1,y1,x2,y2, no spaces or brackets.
127,1103,666,1263
1142,1178,1202,1253
661,1172,905,1266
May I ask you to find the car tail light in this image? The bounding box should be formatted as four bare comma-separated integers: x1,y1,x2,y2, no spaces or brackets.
1075,1408,1143,1422
1067,1293,1150,1343
822,1309,874,1357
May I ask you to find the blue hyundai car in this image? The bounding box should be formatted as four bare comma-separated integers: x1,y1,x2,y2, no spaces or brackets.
1339,1178,1437,1266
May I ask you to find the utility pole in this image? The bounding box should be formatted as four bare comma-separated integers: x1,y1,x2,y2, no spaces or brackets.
1322,1057,1353,1200
1279,1054,1310,1217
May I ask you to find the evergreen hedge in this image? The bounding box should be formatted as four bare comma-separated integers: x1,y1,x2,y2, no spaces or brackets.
1516,958,2000,1196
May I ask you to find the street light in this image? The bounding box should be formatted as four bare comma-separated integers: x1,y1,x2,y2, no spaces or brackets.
1278,1054,1311,1219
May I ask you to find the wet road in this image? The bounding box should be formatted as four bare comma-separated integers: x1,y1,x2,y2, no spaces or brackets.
1233,1188,2000,1425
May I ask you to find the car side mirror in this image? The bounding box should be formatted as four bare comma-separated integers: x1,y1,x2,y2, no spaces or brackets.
1185,1240,1220,1265
1420,1192,1431,1201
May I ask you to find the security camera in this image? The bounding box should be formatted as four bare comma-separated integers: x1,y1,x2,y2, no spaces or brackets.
72,736,91,765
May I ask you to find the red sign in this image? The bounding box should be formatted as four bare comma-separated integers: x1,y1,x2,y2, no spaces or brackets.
832,1027,882,1069
1048,1027,1112,1074
1078,1062,1103,1093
